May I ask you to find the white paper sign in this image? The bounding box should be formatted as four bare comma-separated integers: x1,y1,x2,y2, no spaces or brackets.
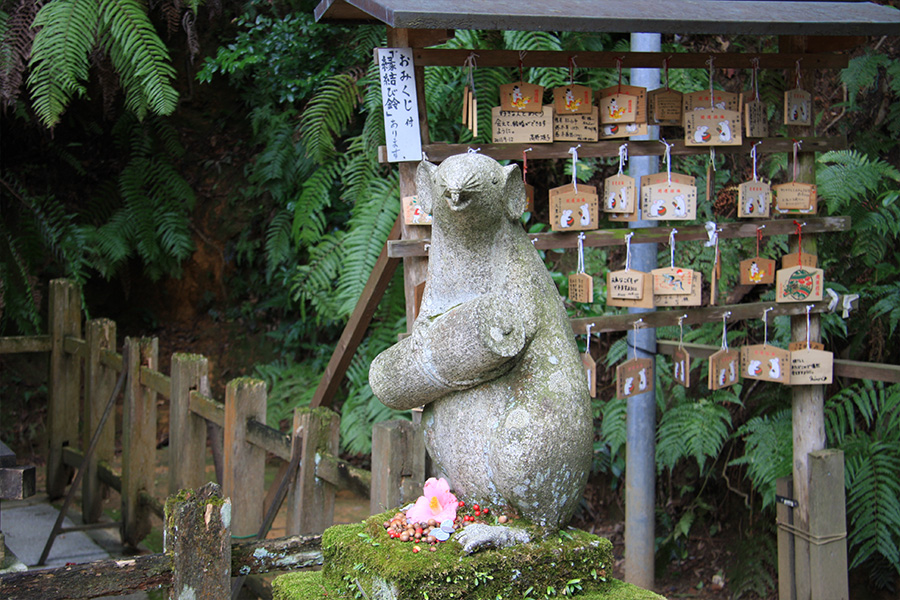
376,48,422,163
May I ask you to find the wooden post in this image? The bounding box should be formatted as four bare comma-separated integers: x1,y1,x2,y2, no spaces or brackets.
369,419,425,514
223,377,267,537
286,408,340,535
169,354,209,494
165,482,231,599
47,279,81,499
82,318,116,523
780,35,824,600
121,337,158,547
777,477,796,600
808,450,849,600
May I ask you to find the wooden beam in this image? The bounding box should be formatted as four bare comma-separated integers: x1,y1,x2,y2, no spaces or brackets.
0,335,51,354
413,49,849,70
140,366,171,397
392,136,847,164
388,216,852,257
310,216,402,408
315,452,372,498
63,336,86,359
246,419,291,461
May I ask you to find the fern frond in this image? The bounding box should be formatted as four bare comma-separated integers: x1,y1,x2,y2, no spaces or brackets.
657,400,731,472
265,208,293,277
299,72,359,162
26,0,100,127
599,395,627,462
0,0,43,109
98,0,177,120
841,52,889,108
730,409,792,508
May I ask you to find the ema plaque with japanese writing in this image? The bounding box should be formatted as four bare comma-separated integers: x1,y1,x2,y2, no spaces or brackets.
741,344,790,384
607,270,654,308
491,106,554,144
500,81,544,112
673,347,691,387
776,265,824,303
568,273,594,303
654,270,702,307
684,108,742,146
648,87,683,125
708,349,740,390
790,348,833,385
641,182,698,221
784,88,812,127
553,106,599,142
603,173,636,214
740,257,776,285
402,195,432,226
553,84,593,115
549,184,599,232
782,251,817,269
617,358,653,399
738,180,771,218
773,182,817,215
683,90,740,123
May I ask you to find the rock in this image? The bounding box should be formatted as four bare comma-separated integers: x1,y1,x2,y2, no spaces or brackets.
455,523,531,554
369,153,593,530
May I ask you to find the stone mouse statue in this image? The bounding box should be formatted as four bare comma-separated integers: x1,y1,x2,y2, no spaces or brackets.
368,153,592,531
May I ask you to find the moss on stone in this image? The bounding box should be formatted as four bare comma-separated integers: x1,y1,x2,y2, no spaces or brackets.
272,571,333,599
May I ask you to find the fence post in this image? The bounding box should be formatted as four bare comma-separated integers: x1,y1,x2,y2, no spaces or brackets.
169,354,209,495
121,337,158,547
808,449,849,600
370,420,425,515
777,477,796,600
47,278,81,499
165,482,231,599
286,408,340,535
223,377,267,537
83,318,116,523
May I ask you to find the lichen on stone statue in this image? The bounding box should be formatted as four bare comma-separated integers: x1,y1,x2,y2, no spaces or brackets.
369,152,593,532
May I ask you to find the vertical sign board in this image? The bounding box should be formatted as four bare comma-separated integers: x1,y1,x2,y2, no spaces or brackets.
376,48,422,163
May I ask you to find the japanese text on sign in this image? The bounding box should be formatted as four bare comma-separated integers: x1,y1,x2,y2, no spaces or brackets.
376,48,422,162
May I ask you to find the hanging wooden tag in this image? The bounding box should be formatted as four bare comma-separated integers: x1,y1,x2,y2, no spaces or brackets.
641,181,698,220
782,251,817,269
642,171,696,188
708,348,741,390
608,200,640,222
773,182,817,215
607,271,654,308
525,183,535,213
491,106,554,144
784,88,812,126
402,195,432,226
654,270,703,307
583,352,597,398
673,346,691,387
648,87,683,125
599,122,647,139
738,180,772,218
739,257,776,285
685,108,742,146
743,98,768,138
776,265,824,303
553,84,593,115
617,358,653,398
652,267,694,295
741,344,790,384
683,90,740,124
500,81,544,112
603,174,637,213
598,85,647,122
549,184,599,231
790,348,833,385
553,106,599,142
568,273,594,303
789,340,825,352
599,93,638,124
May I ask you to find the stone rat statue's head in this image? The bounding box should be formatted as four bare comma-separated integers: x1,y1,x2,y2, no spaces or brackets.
416,154,526,228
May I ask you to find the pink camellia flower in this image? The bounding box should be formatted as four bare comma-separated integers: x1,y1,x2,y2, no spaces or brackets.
405,477,457,525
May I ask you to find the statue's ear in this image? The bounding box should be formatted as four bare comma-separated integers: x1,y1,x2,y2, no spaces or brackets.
503,163,527,221
416,160,439,214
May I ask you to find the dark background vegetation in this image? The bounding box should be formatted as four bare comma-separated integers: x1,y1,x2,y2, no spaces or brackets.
1,1,899,597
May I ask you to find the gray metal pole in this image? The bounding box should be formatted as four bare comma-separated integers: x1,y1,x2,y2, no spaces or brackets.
624,31,661,591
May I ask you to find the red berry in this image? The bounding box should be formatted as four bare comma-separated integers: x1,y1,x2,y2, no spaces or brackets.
474,509,481,516
473,504,480,511
412,545,421,553
482,508,490,515
458,501,465,508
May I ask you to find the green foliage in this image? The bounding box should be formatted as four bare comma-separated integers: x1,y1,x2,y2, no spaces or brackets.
656,394,734,473
26,0,178,127
729,409,792,509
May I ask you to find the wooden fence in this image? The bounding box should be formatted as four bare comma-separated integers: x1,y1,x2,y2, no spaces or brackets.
0,278,423,557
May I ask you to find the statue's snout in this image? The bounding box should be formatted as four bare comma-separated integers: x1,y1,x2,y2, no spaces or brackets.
445,188,472,212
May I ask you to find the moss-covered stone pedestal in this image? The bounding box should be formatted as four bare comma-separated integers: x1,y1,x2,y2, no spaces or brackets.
272,512,665,600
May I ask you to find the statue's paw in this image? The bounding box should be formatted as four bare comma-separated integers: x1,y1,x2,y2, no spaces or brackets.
455,523,531,555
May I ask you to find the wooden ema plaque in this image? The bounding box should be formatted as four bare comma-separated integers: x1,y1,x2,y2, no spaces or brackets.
598,85,647,122
617,358,653,398
652,267,693,295
641,171,696,187
648,88,683,125
599,93,637,124
402,195,432,226
603,174,636,214
583,353,597,398
500,81,544,112
742,91,769,138
549,184,599,232
673,347,691,387
568,272,594,303
553,85,593,115
773,182,817,215
525,183,535,213
708,348,740,390
654,270,702,307
741,344,790,384
782,252,817,268
740,257,776,285
599,122,647,140
790,348,833,385
784,88,812,126
789,340,824,352
685,108,742,146
776,265,824,303
491,106,554,144
683,90,740,124
641,181,698,220
553,106,599,142
608,199,639,222
607,270,654,308
738,180,771,218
